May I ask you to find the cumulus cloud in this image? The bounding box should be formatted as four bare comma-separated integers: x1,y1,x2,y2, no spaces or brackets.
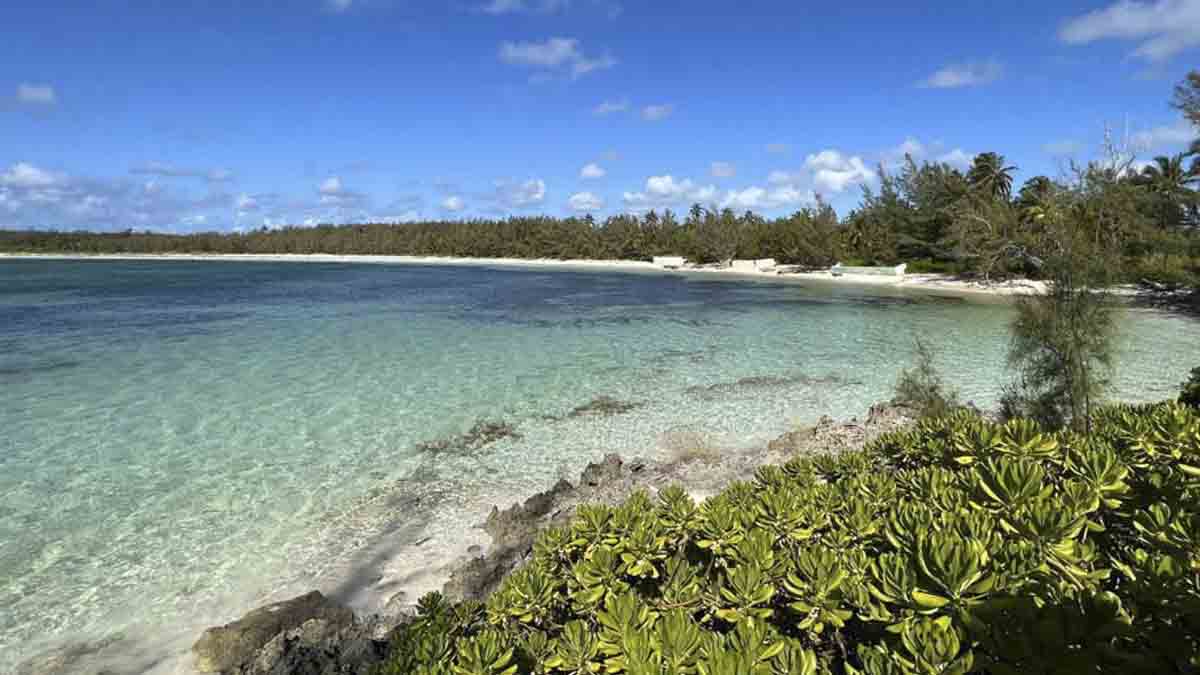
593,99,629,115
442,195,465,212
319,176,344,196
16,83,57,106
720,185,814,210
568,191,604,211
623,175,717,208
493,178,547,208
1,162,61,188
236,193,259,212
641,104,673,121
917,60,1004,88
803,150,876,193
937,149,973,168
710,162,736,178
0,161,253,230
130,161,234,183
1131,120,1197,149
1059,0,1200,61
499,37,616,79
580,162,606,179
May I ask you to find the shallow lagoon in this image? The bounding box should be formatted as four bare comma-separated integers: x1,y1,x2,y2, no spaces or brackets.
1,259,1196,672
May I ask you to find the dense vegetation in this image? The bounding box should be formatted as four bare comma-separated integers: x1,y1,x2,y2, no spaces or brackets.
4,73,1200,293
376,400,1200,674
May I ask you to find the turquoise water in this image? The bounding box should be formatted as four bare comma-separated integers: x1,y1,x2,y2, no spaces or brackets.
1,259,1196,672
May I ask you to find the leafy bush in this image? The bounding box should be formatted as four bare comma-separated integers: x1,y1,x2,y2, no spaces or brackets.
1183,367,1200,408
893,337,961,419
377,402,1200,674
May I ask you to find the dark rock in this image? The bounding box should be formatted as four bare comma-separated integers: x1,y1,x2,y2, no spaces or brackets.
192,592,355,673
415,420,521,455
14,636,123,675
567,396,642,418
579,454,623,486
245,619,388,675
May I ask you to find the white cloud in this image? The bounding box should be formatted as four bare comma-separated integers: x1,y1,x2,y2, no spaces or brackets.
710,162,736,178
803,150,876,193
16,83,56,106
500,37,578,67
580,162,606,179
442,195,465,212
1059,0,1200,61
236,194,259,212
623,175,718,207
1131,120,1197,149
641,104,673,121
593,99,629,115
893,138,925,157
567,191,604,211
494,178,546,207
765,143,790,154
499,37,616,79
480,0,569,14
767,170,795,185
319,176,344,195
937,149,972,168
917,60,1003,88
1,162,60,188
720,185,813,210
130,162,233,182
1043,140,1085,156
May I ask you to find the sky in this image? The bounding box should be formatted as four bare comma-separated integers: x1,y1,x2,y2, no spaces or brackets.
2,0,1199,231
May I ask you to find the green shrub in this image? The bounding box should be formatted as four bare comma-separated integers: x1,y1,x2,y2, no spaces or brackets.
893,337,961,419
378,402,1200,674
1183,367,1200,408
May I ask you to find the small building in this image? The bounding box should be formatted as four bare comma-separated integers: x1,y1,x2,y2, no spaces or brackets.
831,263,907,277
731,258,778,273
653,256,686,269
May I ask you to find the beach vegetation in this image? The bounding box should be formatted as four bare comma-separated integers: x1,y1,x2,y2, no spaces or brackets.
892,336,960,419
1182,367,1200,409
374,399,1200,674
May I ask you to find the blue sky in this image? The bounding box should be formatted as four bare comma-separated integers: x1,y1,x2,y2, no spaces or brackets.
2,0,1198,231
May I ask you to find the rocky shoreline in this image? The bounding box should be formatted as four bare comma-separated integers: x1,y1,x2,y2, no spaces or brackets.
183,403,913,675
16,404,913,675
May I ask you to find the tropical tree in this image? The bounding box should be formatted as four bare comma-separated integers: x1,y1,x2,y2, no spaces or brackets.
966,152,1017,202
1134,153,1200,230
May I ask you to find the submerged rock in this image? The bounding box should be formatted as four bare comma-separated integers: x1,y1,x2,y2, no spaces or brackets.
191,402,916,673
567,396,642,418
685,373,848,398
414,419,521,455
192,592,355,673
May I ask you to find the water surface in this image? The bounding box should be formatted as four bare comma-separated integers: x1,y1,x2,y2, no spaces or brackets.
1,259,1195,672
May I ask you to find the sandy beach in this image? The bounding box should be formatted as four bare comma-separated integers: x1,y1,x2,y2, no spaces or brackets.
0,252,1050,297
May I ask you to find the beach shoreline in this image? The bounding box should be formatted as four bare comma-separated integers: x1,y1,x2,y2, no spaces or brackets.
0,251,1050,297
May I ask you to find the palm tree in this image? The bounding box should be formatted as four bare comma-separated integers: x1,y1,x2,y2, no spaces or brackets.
1134,153,1199,229
966,152,1017,202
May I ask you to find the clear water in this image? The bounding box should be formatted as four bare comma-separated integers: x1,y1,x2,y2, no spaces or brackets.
1,259,1196,672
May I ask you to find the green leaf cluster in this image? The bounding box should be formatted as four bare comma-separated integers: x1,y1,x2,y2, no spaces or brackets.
378,401,1200,674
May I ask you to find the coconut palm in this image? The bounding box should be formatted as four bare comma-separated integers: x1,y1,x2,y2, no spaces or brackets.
1135,153,1200,230
966,152,1017,202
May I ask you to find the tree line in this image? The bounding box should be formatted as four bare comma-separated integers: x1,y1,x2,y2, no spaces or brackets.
3,73,1199,291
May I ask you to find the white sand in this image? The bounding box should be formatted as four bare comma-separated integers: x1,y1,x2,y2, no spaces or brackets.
0,252,1049,297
